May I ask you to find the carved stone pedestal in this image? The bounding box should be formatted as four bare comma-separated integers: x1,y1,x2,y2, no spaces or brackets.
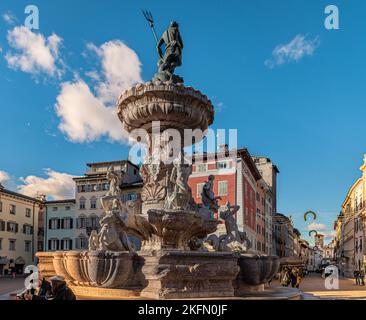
140,250,239,299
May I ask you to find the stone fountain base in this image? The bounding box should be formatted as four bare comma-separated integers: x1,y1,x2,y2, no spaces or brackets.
139,250,239,299
36,251,296,300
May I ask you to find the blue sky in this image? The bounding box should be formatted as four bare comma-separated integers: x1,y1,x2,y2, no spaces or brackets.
0,0,365,244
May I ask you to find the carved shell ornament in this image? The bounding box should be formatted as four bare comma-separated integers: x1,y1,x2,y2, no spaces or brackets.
141,183,166,202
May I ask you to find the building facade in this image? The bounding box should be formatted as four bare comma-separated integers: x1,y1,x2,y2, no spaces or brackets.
188,147,277,253
273,213,294,258
44,200,76,251
73,160,142,249
0,184,44,274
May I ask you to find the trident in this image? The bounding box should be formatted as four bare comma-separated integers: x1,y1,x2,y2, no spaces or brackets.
142,10,158,43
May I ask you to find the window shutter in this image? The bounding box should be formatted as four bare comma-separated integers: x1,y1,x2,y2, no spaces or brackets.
49,219,52,229
56,240,60,250
70,239,73,250
48,240,51,251
60,240,64,250
7,222,10,231
57,219,61,229
23,224,26,234
15,223,18,233
0,221,4,231
61,219,64,229
70,219,73,229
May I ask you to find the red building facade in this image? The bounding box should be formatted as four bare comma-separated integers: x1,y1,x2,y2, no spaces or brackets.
188,147,264,251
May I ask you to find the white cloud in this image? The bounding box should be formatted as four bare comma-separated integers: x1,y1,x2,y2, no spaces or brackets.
2,12,17,25
307,222,327,232
0,170,10,183
5,26,63,77
55,80,126,142
18,169,75,200
265,34,320,68
55,40,142,143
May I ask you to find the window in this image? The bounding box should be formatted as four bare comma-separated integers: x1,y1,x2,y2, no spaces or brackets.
61,238,72,250
52,207,58,212
88,215,99,229
196,183,205,198
9,239,16,251
196,164,207,173
76,236,87,249
217,161,228,169
49,218,59,230
0,201,2,212
79,198,86,210
0,238,2,250
0,220,5,231
25,208,31,218
9,204,16,215
25,241,31,252
90,197,97,209
77,216,86,229
23,224,33,235
62,218,73,229
48,239,59,251
218,181,228,196
7,222,18,233
65,206,71,211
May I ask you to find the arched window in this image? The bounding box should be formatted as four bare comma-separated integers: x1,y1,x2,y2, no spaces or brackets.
79,197,86,210
90,197,97,209
75,234,87,250
76,214,86,229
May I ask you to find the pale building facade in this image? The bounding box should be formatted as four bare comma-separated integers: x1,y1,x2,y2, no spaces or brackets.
44,200,76,251
73,160,142,249
0,185,44,274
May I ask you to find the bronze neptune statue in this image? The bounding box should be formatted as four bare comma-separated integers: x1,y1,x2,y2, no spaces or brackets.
142,10,184,83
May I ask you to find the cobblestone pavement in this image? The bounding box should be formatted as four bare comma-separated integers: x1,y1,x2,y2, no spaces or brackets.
0,277,25,298
274,273,366,299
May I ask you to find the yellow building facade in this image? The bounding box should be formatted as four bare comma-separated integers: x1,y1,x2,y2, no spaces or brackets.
0,184,44,275
334,155,366,276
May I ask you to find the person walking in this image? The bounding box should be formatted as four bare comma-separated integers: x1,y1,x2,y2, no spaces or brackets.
360,270,365,286
290,268,298,288
280,268,290,287
354,270,361,285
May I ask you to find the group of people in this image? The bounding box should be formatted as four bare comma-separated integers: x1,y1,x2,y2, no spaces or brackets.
354,270,365,286
17,275,76,300
280,266,303,289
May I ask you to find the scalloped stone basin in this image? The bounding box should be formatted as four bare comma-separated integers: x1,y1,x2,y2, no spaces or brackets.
142,209,218,250
117,82,214,136
51,251,139,288
234,254,280,295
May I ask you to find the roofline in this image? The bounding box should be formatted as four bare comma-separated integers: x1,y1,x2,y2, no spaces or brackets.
251,156,280,173
191,148,262,181
45,199,76,205
342,177,363,208
0,188,43,203
86,159,139,170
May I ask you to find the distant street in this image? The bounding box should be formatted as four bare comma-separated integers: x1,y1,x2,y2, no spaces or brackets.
274,273,366,299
